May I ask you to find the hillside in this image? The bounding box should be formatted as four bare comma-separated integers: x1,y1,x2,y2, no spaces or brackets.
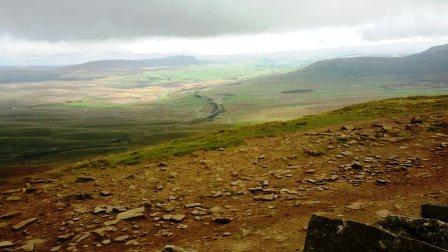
60,56,201,72
292,44,448,79
0,95,447,251
0,56,202,83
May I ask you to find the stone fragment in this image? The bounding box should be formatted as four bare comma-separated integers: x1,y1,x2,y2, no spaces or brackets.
185,203,202,208
125,239,139,246
212,216,232,224
100,191,111,197
101,239,111,245
21,239,45,252
50,245,62,251
162,214,186,222
116,207,145,220
75,176,95,183
12,217,37,230
93,226,117,237
75,232,91,243
114,235,129,242
351,161,363,170
0,211,21,219
376,179,390,185
6,195,22,201
254,194,278,201
0,241,14,248
104,220,121,226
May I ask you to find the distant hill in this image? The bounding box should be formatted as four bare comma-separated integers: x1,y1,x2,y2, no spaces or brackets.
60,55,201,72
0,55,202,83
291,44,448,78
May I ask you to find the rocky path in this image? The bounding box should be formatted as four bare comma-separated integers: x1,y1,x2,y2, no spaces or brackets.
0,111,447,251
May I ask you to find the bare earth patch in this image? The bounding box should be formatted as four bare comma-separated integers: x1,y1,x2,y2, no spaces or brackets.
0,111,447,251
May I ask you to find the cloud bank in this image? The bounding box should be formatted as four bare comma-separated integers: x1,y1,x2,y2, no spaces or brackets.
0,0,447,41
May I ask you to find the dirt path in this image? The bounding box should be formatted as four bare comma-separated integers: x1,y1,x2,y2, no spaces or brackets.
0,111,447,251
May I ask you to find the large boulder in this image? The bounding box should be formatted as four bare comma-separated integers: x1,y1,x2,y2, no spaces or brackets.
303,215,446,252
376,215,448,249
422,204,448,223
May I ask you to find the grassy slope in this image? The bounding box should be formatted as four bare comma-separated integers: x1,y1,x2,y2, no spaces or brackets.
75,94,448,169
0,92,227,166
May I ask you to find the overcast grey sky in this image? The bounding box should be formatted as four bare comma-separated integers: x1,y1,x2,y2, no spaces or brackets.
0,0,447,64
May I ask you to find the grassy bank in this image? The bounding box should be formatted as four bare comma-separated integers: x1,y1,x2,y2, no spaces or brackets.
74,95,448,169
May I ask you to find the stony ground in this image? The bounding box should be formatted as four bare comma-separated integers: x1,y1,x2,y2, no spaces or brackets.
0,111,447,251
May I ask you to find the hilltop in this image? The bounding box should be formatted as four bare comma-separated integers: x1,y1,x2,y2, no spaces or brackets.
60,56,201,72
293,44,448,78
0,95,447,251
0,55,202,83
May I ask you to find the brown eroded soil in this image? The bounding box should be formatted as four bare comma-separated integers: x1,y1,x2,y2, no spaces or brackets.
0,111,447,251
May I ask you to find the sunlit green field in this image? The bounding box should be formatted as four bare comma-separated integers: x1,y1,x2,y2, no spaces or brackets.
1,59,447,169
107,62,297,89
203,74,448,123
0,61,295,167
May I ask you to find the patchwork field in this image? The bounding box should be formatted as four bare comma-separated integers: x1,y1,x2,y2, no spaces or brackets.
203,74,448,123
1,58,447,170
0,62,295,168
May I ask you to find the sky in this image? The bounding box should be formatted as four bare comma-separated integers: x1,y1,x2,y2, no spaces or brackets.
1,0,448,65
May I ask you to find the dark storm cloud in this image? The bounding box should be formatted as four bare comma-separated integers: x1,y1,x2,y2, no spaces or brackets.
0,0,446,41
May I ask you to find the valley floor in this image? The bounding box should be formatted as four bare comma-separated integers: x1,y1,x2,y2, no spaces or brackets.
0,109,448,251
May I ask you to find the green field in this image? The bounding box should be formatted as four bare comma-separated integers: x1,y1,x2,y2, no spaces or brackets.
1,59,447,169
203,73,448,123
75,95,448,169
0,62,295,168
107,62,297,89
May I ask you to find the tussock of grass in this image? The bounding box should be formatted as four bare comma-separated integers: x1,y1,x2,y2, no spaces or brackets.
74,95,448,169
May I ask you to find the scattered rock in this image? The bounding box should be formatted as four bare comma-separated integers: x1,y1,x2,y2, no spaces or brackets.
376,179,390,185
12,217,37,230
125,239,140,246
212,216,232,224
50,245,62,251
21,239,45,252
104,219,121,226
116,207,145,220
93,226,117,237
351,161,363,170
6,195,22,201
75,176,95,183
101,239,111,245
63,193,92,201
100,191,111,197
328,175,339,181
162,214,186,222
163,245,190,252
341,125,355,131
75,232,91,243
185,203,202,208
57,234,74,241
254,194,278,201
114,235,130,242
0,211,21,219
0,241,14,248
411,117,423,124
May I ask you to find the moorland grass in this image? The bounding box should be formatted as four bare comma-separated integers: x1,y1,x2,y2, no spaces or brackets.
74,95,448,169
